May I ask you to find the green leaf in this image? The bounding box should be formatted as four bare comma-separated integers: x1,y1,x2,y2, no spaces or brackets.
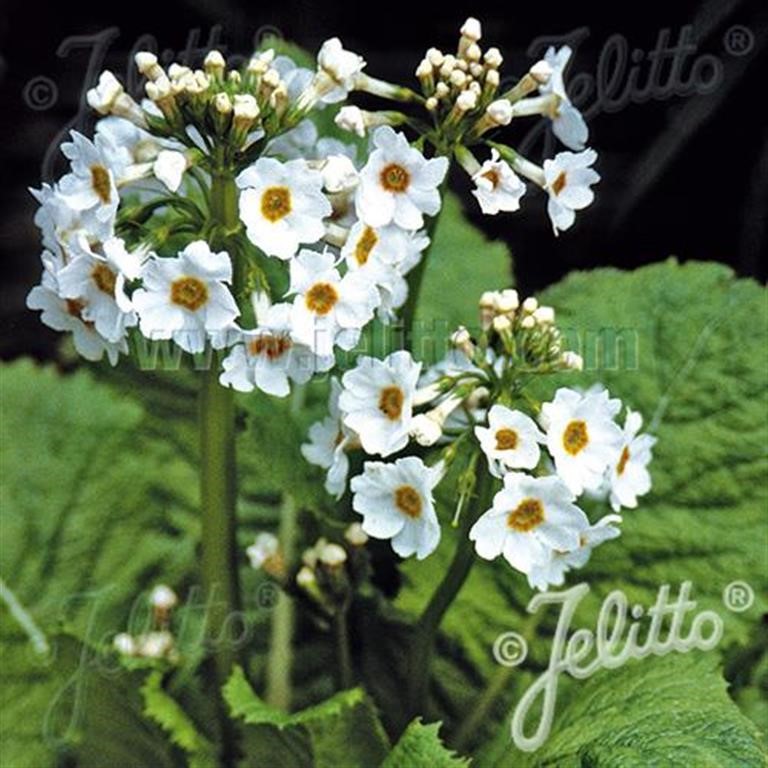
224,665,390,767
512,654,766,767
141,670,217,768
0,360,200,765
413,191,512,362
382,719,470,768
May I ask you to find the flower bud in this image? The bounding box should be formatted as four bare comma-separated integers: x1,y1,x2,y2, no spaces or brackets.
487,99,513,126
533,306,555,325
530,60,553,85
344,523,368,547
135,51,164,81
204,50,226,79
460,17,482,42
484,47,503,69
319,543,348,567
113,633,136,655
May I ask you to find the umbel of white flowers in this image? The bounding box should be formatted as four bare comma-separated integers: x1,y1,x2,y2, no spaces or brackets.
27,18,600,393
302,290,656,591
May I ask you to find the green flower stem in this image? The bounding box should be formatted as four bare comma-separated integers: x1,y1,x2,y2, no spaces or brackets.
200,170,242,765
403,467,494,722
334,606,354,690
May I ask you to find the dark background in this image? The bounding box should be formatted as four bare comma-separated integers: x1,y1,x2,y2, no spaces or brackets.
1,0,766,360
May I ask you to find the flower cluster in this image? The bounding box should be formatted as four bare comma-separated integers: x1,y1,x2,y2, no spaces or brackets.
335,18,599,234
113,584,180,662
26,43,445,390
303,290,656,589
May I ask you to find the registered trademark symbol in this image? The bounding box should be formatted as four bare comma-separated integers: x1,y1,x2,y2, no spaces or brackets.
257,581,279,609
723,581,754,613
723,25,754,57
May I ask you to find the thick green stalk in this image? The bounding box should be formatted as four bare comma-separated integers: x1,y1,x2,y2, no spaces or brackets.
200,170,241,764
403,468,493,723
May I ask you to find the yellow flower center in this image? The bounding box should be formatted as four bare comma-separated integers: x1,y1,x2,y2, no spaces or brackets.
378,386,404,421
563,419,589,456
91,263,117,295
65,298,87,320
551,171,567,196
380,163,410,193
260,186,292,222
355,226,379,266
482,168,501,189
395,484,422,518
170,276,208,311
495,428,519,450
90,164,112,204
305,282,338,315
248,334,292,361
507,498,544,532
616,445,630,475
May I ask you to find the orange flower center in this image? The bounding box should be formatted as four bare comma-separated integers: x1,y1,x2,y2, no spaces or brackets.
378,386,404,421
395,485,422,518
171,276,208,311
563,420,589,456
551,171,567,196
380,163,410,193
248,334,292,361
260,186,292,222
355,226,379,265
91,263,117,295
90,164,112,204
507,498,544,532
616,445,630,475
305,282,338,315
495,428,519,450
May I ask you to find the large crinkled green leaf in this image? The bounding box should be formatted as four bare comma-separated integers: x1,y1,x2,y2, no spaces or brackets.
392,261,767,754
509,654,765,767
382,719,470,768
0,361,200,766
224,665,390,767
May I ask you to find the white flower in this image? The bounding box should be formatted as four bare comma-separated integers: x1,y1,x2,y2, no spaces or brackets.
301,378,355,498
149,584,178,610
355,127,448,230
475,404,545,477
543,149,600,235
317,38,366,103
237,157,331,259
541,387,623,495
469,472,588,575
31,183,114,258
56,237,143,342
608,409,656,511
26,253,127,365
57,131,119,223
527,513,622,590
472,150,526,215
339,350,421,457
335,105,366,137
288,248,378,357
540,46,588,151
220,303,333,397
350,456,442,560
153,150,188,192
266,119,317,160
132,240,240,353
341,221,428,321
246,533,280,570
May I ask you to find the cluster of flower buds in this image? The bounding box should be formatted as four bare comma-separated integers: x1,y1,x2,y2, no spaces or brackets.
113,584,180,662
247,524,370,623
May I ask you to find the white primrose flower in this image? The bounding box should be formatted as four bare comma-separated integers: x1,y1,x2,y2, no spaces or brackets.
246,532,280,570
26,252,127,365
57,131,119,224
471,150,526,215
301,378,356,498
271,55,314,101
56,237,143,342
540,387,623,495
341,221,428,322
527,513,622,591
475,404,545,478
355,127,449,230
350,456,442,560
316,38,366,103
219,303,333,397
469,472,588,576
543,149,600,235
288,248,378,357
339,350,422,457
237,157,331,259
540,46,589,151
132,240,240,354
608,409,656,511
31,184,114,258
153,150,188,192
